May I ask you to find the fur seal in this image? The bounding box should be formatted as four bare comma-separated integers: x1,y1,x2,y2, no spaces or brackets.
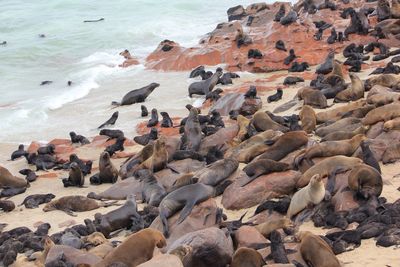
134,128,158,146
334,73,364,102
182,108,202,151
105,136,125,156
0,200,15,212
299,105,316,133
321,125,368,142
37,144,55,155
316,117,362,137
365,74,400,90
141,105,149,117
19,193,55,209
348,164,383,199
288,174,325,218
267,88,283,103
242,159,289,186
97,228,166,267
69,132,90,145
383,117,400,131
43,196,117,216
274,4,286,22
11,144,27,160
230,247,265,267
283,76,304,85
147,108,159,127
255,218,293,238
275,40,287,51
19,168,37,182
316,51,334,74
254,196,291,216
0,166,27,188
159,182,230,237
360,140,381,173
297,156,363,188
188,69,222,97
284,49,297,65
98,111,119,129
140,138,168,173
189,66,205,78
194,158,238,186
99,129,124,139
62,162,85,187
280,10,297,25
135,169,166,206
269,230,290,264
160,112,173,128
297,87,328,108
90,152,118,185
252,111,289,132
96,194,143,238
112,83,159,106
298,231,340,267
295,134,366,166
377,0,391,22
362,103,400,125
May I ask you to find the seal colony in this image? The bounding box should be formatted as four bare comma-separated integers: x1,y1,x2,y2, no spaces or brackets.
2,1,400,266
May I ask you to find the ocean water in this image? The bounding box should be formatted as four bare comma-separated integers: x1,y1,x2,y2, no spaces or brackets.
0,0,294,143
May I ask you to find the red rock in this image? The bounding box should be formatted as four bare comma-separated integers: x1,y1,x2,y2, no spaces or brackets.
27,141,41,153
39,172,58,179
119,58,140,68
235,225,269,249
49,139,71,146
222,170,301,210
135,120,180,137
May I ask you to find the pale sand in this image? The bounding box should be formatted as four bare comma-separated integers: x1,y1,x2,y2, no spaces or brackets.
1,55,400,266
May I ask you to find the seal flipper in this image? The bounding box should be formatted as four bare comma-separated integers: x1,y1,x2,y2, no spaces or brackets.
62,209,77,217
176,200,196,225
240,175,258,187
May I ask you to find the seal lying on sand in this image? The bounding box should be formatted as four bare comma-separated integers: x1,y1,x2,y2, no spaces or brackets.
0,165,28,188
19,193,55,209
112,83,160,106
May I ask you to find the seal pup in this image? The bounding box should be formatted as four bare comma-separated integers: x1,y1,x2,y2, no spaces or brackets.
134,128,158,146
327,28,337,44
139,137,168,173
62,162,85,188
135,169,166,206
0,200,15,212
40,80,52,85
141,105,149,117
96,194,143,238
10,144,27,160
362,103,400,125
298,231,340,267
99,129,124,139
321,125,368,142
147,108,159,127
37,144,55,155
188,68,222,97
90,151,118,185
98,111,119,129
19,168,37,182
284,76,304,85
252,111,289,132
280,10,297,25
96,228,166,267
19,193,55,209
181,108,202,151
275,40,287,51
377,0,391,22
284,49,296,65
241,159,289,186
287,174,325,218
189,65,205,78
274,4,286,22
43,195,117,216
348,164,383,199
160,112,173,128
112,83,159,106
267,88,283,103
254,196,291,215
105,136,125,156
0,165,28,188
69,131,90,145
230,247,265,267
159,181,231,237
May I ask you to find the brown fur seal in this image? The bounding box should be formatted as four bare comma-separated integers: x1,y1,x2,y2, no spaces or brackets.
230,247,265,267
182,108,202,151
325,60,344,80
362,103,400,125
295,134,367,166
383,117,400,131
98,151,118,183
316,117,362,137
258,131,309,161
298,231,340,267
316,100,366,123
299,105,316,133
43,196,117,216
0,200,15,212
393,0,400,18
0,165,27,188
140,138,168,173
297,87,328,108
348,164,383,198
233,115,251,144
167,173,197,193
252,111,289,132
242,159,290,186
334,73,364,102
254,218,293,237
321,126,369,141
365,74,400,90
62,162,85,187
194,158,238,186
297,156,363,188
96,228,166,267
287,174,325,218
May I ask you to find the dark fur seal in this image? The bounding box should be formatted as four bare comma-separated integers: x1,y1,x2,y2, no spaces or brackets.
105,136,125,156
69,131,90,145
275,40,287,51
62,162,85,188
96,194,143,238
134,127,158,146
141,105,149,117
254,196,291,215
284,49,296,65
327,28,337,44
135,169,166,206
269,230,289,263
19,168,37,182
348,164,383,199
280,10,297,25
11,144,27,160
98,111,119,129
189,66,205,78
361,140,381,173
0,200,15,212
37,144,55,155
377,0,391,22
112,83,159,106
43,196,117,216
274,4,286,22
206,88,223,102
147,108,159,127
316,51,334,74
160,112,173,128
194,158,238,186
19,193,55,209
289,62,309,72
181,108,202,151
267,89,283,103
90,151,118,185
0,186,26,198
242,159,289,186
159,181,231,237
99,129,124,139
188,69,222,97
283,76,304,85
